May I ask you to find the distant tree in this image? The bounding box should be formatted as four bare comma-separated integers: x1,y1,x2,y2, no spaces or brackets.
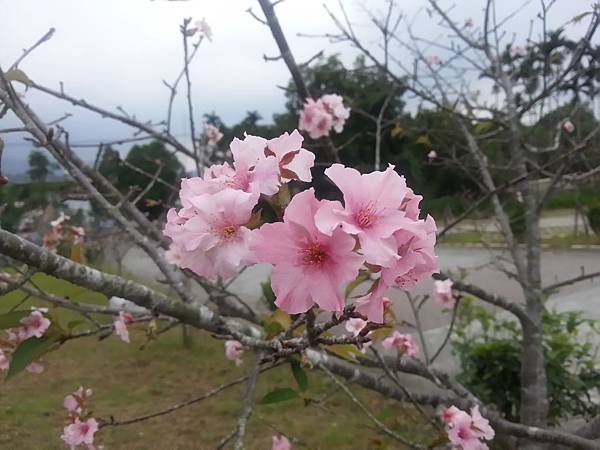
27,150,54,182
116,141,183,220
97,146,121,186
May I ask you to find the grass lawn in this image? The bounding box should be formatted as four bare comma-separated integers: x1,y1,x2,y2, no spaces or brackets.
440,231,600,248
0,274,434,449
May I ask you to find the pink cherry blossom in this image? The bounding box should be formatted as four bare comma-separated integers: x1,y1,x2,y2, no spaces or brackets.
194,18,212,41
344,317,373,353
20,310,51,339
266,130,315,182
511,45,525,56
61,418,99,448
272,435,292,450
228,135,281,195
114,311,134,343
470,405,495,440
321,94,351,133
63,394,80,413
315,164,410,267
380,215,438,290
345,318,367,336
0,349,9,370
251,188,364,314
563,119,575,134
442,405,462,425
298,95,350,138
25,361,44,374
447,410,488,450
299,98,332,139
225,340,244,366
428,54,442,65
400,186,424,221
355,281,390,324
354,216,436,323
434,279,454,307
442,405,494,450
382,331,419,357
165,188,258,279
204,123,223,145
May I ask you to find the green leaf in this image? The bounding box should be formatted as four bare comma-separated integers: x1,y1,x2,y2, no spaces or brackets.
290,360,308,391
259,387,299,405
6,335,61,380
263,310,291,338
474,121,494,134
261,279,276,304
415,135,430,145
326,344,364,363
390,124,404,139
6,69,33,86
66,320,85,331
0,310,32,330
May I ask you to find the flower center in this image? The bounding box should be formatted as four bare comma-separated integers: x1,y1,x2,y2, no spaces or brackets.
301,243,328,265
226,173,250,191
221,225,237,240
457,427,470,440
355,202,377,228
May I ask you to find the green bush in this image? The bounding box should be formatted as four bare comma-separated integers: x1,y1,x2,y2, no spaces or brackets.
588,206,600,235
545,190,598,210
453,299,600,425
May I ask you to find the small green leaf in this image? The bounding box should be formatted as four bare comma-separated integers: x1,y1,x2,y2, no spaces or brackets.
6,69,33,86
66,320,85,331
259,387,299,404
291,360,308,392
415,135,430,145
261,279,276,304
390,124,404,139
0,310,31,330
6,335,61,380
326,344,364,363
474,121,494,134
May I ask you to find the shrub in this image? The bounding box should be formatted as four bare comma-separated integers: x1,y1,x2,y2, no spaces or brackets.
588,206,600,235
453,298,600,425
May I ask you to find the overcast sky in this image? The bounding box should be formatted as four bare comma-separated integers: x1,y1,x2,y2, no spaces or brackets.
0,0,593,174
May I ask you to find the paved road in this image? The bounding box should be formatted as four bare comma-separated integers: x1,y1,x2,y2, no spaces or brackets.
123,245,600,329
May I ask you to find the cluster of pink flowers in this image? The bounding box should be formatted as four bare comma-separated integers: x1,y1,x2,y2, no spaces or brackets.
163,130,314,278
272,435,292,450
61,387,100,449
225,340,244,366
164,130,437,325
382,331,419,358
298,94,350,139
204,123,223,145
43,213,85,252
0,307,51,374
434,279,455,307
113,311,134,343
442,405,495,449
